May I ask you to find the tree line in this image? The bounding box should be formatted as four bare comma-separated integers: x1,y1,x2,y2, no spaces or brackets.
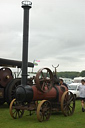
29,70,85,79
56,70,85,79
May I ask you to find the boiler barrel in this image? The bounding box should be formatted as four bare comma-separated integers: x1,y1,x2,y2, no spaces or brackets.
16,85,57,102
32,86,57,101
15,85,67,102
32,85,68,102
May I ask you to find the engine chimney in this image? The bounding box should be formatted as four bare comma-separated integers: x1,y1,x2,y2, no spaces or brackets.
21,1,32,85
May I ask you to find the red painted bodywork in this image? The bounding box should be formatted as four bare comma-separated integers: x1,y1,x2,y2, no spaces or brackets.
32,85,68,102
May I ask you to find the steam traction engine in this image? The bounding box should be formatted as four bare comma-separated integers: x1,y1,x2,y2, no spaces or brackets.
9,67,75,122
9,1,75,122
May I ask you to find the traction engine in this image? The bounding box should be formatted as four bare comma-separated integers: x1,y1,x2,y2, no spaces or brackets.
9,67,75,122
0,58,34,105
9,1,75,122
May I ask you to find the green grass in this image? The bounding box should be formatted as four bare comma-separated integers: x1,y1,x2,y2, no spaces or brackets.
0,100,85,128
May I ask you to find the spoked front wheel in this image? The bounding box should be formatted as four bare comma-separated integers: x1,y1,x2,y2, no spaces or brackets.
9,99,24,119
37,100,51,122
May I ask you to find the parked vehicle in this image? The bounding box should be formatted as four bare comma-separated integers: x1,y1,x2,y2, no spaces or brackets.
59,77,73,85
73,77,85,83
68,83,80,98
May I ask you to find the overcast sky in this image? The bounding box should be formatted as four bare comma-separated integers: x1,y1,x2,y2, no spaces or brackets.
0,0,85,72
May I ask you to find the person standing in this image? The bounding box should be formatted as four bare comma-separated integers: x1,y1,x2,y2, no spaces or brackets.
79,79,85,112
59,79,68,88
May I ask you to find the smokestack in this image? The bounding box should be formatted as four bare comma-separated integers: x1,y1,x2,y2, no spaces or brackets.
21,1,32,85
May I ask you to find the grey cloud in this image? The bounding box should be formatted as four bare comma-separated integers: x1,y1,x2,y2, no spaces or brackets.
0,0,85,72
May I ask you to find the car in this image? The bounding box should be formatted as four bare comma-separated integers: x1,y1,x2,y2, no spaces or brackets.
68,83,80,99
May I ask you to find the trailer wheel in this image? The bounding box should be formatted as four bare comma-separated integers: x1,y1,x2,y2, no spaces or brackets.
5,79,21,105
9,99,24,119
37,100,51,122
61,91,75,116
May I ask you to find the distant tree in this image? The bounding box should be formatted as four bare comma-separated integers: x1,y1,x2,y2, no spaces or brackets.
57,71,80,79
80,70,85,77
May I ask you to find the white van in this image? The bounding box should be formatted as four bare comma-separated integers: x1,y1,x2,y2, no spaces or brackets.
73,77,85,83
68,83,80,98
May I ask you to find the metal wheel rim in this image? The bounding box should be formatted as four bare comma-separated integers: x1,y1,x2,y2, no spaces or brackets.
61,91,75,116
9,99,24,119
37,100,51,122
6,79,21,104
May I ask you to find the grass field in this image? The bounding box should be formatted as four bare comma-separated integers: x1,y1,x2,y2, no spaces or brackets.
0,100,85,128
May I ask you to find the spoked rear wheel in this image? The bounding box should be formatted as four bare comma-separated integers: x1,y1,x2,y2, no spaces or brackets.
9,99,24,119
61,91,75,116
